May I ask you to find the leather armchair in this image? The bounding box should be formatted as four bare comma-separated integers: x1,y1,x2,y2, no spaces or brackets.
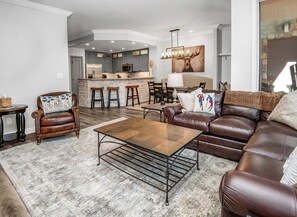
31,92,80,144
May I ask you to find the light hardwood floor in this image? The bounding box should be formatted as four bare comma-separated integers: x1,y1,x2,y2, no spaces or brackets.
0,107,160,151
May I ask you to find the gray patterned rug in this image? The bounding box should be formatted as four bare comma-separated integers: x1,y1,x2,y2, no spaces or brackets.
0,117,236,217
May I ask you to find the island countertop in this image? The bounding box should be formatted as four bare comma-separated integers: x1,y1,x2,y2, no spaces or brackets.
78,77,154,108
78,77,154,81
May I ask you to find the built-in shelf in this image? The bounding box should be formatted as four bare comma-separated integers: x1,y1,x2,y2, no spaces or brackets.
219,53,231,59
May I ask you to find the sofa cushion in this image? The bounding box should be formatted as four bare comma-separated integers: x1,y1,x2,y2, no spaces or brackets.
236,152,283,181
244,133,297,161
210,115,256,142
173,112,217,132
222,104,260,121
256,121,297,137
281,147,297,185
41,112,74,126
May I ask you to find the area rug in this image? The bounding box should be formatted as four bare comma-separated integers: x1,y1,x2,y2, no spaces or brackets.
0,117,236,217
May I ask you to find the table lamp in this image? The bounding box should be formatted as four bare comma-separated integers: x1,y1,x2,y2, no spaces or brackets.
167,73,184,103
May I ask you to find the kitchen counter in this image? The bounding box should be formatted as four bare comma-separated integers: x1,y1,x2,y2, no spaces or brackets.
78,77,154,81
78,77,154,108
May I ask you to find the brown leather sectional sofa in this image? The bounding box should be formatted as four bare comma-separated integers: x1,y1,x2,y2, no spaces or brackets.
164,90,297,217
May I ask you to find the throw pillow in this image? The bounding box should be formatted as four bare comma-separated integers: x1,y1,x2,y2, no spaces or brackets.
40,93,72,115
193,92,216,115
177,93,195,112
281,147,297,185
268,91,297,130
283,147,297,173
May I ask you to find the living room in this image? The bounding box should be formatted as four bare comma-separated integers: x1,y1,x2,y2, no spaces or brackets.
1,0,297,216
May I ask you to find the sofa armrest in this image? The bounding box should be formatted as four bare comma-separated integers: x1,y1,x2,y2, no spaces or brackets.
31,109,44,134
71,106,80,130
163,104,183,124
220,170,297,217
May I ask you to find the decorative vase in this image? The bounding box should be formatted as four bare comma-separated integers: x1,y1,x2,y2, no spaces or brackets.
149,68,153,77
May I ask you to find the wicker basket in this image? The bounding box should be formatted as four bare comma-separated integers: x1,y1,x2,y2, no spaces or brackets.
0,97,12,107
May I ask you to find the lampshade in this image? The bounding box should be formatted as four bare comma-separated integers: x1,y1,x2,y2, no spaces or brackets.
167,73,184,87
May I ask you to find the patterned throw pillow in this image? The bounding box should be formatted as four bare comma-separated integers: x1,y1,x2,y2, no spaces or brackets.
281,147,297,185
268,91,297,130
193,92,215,115
40,93,72,115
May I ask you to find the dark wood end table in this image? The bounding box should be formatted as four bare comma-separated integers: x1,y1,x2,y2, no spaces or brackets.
0,104,28,147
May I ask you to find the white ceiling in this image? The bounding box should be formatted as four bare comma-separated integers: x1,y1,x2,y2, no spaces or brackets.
77,40,150,53
29,0,231,40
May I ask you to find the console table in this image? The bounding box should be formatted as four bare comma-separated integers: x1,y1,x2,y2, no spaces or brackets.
0,104,28,148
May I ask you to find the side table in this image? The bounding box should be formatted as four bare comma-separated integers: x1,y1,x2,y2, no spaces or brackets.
0,104,28,148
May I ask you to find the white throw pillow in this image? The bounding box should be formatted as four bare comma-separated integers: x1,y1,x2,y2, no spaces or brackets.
283,147,297,174
281,147,297,185
177,93,195,112
193,92,216,115
268,91,297,130
177,88,202,112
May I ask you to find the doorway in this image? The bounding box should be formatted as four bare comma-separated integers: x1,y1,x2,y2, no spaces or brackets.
70,56,83,95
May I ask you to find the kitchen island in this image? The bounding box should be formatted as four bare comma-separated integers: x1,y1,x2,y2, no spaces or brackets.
78,77,154,108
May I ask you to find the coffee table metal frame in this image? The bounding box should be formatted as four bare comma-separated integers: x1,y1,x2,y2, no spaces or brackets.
95,132,199,205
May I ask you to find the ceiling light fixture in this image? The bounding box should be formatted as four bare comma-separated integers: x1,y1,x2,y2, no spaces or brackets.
144,44,148,47
111,40,115,43
121,48,125,50
91,47,95,50
109,49,113,52
86,43,90,46
132,42,135,45
161,29,191,60
189,30,193,33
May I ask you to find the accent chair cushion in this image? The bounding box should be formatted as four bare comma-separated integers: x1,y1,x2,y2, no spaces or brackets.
40,93,72,115
41,112,74,126
268,91,297,130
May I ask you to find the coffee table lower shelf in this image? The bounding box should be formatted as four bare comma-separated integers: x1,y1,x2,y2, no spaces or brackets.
97,135,199,205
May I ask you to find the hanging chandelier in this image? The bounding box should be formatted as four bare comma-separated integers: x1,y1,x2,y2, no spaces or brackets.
161,29,190,60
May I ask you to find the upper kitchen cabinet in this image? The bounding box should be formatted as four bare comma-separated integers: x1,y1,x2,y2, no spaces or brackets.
112,53,123,72
132,49,149,72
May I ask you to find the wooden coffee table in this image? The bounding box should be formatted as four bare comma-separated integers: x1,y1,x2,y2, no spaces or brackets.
94,117,202,205
141,103,179,122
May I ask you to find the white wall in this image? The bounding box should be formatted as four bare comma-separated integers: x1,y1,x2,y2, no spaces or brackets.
0,1,70,134
231,0,259,91
156,30,217,88
221,27,231,83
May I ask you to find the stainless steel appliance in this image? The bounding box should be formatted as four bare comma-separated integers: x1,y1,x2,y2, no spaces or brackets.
86,64,102,78
122,64,133,72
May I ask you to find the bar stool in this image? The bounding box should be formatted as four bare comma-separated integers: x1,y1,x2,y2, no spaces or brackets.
91,87,104,109
107,86,120,108
126,85,140,106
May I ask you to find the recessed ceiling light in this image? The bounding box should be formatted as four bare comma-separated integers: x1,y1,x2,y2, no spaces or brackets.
132,42,135,45
86,43,90,46
172,33,176,36
189,30,193,33
144,44,148,47
111,40,115,43
109,49,113,52
121,48,125,50
91,47,95,50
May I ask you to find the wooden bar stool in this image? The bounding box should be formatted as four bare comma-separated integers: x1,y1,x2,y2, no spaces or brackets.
91,87,104,109
107,86,120,108
126,85,140,106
